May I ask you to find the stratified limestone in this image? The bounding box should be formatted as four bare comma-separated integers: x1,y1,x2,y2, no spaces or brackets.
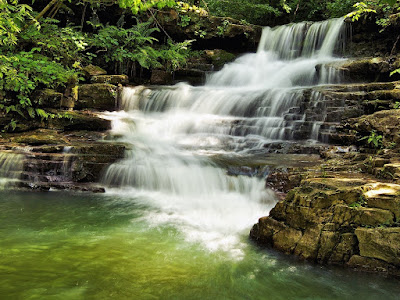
355,227,400,266
251,163,400,275
77,84,118,111
91,75,129,85
82,64,107,78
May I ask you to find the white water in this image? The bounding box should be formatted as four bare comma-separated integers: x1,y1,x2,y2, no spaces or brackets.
0,151,25,188
103,18,346,255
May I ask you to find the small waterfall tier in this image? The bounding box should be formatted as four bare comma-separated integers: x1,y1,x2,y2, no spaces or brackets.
0,152,25,188
102,18,347,253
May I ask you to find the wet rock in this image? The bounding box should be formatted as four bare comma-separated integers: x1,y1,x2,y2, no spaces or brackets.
82,64,107,78
173,68,206,85
77,84,118,111
204,49,236,70
347,255,400,276
150,70,173,85
250,163,400,274
10,129,68,145
33,89,63,109
46,111,111,132
91,75,129,85
355,227,400,266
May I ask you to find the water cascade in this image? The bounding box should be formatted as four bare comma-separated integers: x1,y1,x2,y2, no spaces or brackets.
0,151,25,188
103,18,347,253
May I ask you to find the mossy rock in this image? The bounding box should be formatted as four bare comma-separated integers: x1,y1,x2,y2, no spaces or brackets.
77,84,118,111
33,89,63,109
82,64,107,78
91,75,129,85
204,49,236,69
10,129,68,145
46,110,111,132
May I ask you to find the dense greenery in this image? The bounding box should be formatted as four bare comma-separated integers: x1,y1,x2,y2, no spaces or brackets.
0,0,192,129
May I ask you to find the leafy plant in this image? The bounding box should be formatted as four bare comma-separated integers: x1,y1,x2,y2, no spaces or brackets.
217,19,230,36
179,14,191,27
194,29,207,38
359,130,383,148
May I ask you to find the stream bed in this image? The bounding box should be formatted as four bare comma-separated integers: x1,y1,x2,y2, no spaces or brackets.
1,190,400,299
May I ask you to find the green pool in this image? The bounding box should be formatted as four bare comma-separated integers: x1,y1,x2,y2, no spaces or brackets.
0,190,399,299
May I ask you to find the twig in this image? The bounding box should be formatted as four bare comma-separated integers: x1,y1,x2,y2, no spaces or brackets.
148,8,174,42
391,35,400,56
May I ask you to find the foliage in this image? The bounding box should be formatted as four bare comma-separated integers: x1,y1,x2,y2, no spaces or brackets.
178,14,191,27
346,0,400,25
0,49,77,122
20,18,87,65
0,0,38,46
326,0,358,18
390,68,400,76
118,0,176,14
87,20,192,73
203,0,286,25
359,130,383,148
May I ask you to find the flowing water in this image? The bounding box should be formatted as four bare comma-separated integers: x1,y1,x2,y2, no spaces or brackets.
0,151,25,188
1,191,400,299
1,18,400,298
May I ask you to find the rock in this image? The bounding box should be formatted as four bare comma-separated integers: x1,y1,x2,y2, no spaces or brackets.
346,109,400,147
157,10,262,52
294,225,323,260
33,89,63,109
82,64,107,78
347,255,399,275
10,129,68,145
329,233,358,264
204,49,236,70
250,216,303,254
77,84,118,111
91,75,129,85
46,110,111,132
355,227,400,266
173,68,206,85
337,57,391,82
150,70,172,85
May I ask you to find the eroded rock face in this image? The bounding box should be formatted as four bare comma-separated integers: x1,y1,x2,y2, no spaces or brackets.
0,110,123,192
91,75,129,85
251,158,400,276
77,84,118,111
82,64,107,78
157,10,262,52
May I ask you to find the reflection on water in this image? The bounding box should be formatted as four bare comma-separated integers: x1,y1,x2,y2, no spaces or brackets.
0,191,399,299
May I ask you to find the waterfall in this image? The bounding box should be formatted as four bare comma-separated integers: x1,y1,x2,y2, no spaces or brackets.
103,18,346,254
0,151,25,188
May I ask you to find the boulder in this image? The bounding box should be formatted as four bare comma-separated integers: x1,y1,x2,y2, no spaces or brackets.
33,89,63,109
91,75,129,85
355,227,400,266
77,84,118,111
82,64,107,78
204,49,236,70
46,110,111,132
150,70,172,85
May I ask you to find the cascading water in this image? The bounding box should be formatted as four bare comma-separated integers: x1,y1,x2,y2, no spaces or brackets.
0,151,25,188
103,18,347,255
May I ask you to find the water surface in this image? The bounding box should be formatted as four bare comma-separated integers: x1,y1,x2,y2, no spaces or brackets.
1,191,399,299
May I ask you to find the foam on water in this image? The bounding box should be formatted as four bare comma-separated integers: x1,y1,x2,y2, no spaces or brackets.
103,18,347,254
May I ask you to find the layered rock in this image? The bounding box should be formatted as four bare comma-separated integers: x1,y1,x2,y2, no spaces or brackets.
251,161,400,275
